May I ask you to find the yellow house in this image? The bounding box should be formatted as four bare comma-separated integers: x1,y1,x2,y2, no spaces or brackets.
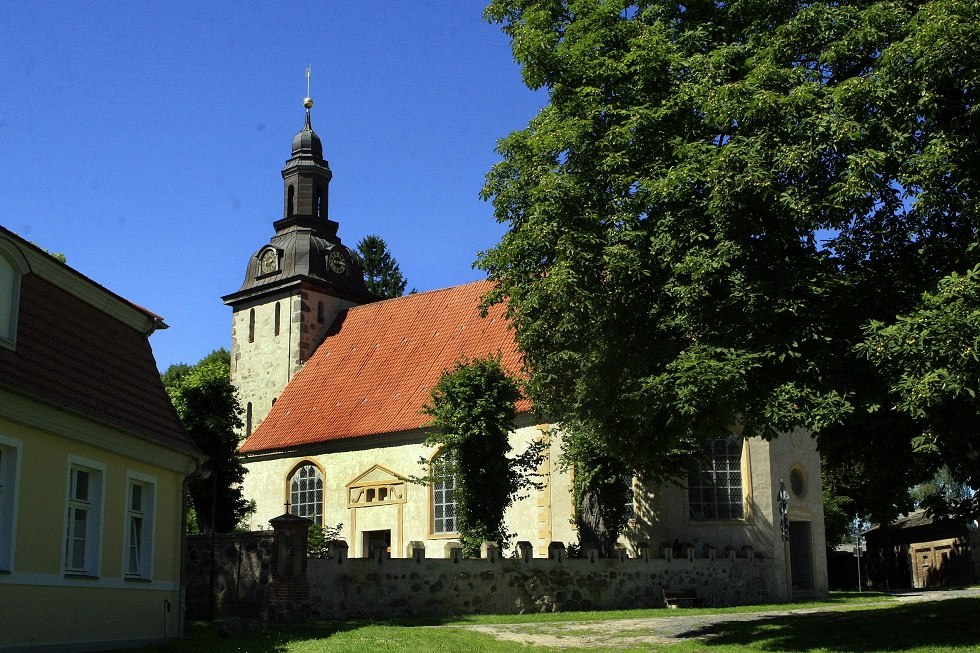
0,227,203,652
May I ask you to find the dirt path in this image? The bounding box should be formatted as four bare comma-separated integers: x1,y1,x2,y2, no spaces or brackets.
457,588,980,650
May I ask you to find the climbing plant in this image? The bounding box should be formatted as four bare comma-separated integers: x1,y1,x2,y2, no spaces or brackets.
422,355,543,556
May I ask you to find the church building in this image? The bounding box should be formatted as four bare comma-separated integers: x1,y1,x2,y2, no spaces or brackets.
229,99,829,600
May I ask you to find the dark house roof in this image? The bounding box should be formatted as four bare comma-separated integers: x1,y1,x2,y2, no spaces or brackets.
239,280,530,455
0,227,198,458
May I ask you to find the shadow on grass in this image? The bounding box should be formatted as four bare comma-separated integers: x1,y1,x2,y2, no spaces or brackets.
680,597,980,651
135,621,363,653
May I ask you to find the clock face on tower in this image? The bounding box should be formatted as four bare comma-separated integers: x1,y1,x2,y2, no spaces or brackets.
259,249,278,276
328,250,348,274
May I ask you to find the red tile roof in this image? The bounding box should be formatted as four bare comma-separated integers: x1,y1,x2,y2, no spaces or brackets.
0,273,197,457
239,280,529,454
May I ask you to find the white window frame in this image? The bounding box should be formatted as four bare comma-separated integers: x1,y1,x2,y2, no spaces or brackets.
123,472,156,580
0,434,23,572
430,451,458,536
0,246,25,350
688,437,745,521
63,457,105,577
289,462,323,526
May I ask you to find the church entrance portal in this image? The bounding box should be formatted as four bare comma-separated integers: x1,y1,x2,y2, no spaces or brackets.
789,521,814,592
363,529,391,559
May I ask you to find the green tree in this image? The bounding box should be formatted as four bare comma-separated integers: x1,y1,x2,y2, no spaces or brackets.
422,356,542,556
357,235,408,299
480,0,980,523
562,426,634,556
858,265,980,518
163,348,249,533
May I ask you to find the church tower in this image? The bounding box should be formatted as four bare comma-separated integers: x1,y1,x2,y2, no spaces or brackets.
223,94,375,437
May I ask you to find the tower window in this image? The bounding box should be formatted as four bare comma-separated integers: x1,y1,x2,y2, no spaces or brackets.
274,302,281,337
287,185,295,217
317,301,324,324
246,402,253,437
248,308,255,343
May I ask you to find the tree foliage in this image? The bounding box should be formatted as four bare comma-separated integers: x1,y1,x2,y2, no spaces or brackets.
562,426,634,556
357,235,408,299
858,265,980,517
480,0,980,523
163,348,249,533
422,356,542,556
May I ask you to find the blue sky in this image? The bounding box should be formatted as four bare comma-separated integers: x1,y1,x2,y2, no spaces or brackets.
0,1,543,371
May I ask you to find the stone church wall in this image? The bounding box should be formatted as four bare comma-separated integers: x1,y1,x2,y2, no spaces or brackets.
240,420,576,558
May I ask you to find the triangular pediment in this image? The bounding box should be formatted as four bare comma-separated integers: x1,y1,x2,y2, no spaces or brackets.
346,464,405,488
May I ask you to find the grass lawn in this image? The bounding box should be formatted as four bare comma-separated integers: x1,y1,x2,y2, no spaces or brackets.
128,592,980,653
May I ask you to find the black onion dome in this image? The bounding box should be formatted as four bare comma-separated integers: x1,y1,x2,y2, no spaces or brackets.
291,111,323,158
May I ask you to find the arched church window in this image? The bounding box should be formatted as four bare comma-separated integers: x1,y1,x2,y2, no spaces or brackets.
289,463,323,525
287,185,295,217
430,451,457,535
687,436,745,521
274,302,281,337
248,308,255,343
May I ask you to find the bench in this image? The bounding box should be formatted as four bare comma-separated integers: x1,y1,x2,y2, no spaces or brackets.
663,588,706,608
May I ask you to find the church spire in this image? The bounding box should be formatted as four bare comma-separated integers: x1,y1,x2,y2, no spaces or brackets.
282,69,331,220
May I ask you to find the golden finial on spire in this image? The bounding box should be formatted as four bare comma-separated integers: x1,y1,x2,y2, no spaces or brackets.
303,65,314,109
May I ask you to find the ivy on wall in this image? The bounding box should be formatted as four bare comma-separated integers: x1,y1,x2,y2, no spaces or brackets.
423,355,543,556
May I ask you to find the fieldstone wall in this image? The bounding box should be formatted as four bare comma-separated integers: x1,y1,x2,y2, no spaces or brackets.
187,520,780,622
185,531,275,620
306,543,777,619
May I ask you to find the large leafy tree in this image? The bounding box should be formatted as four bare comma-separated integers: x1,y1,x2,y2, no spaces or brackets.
163,349,249,533
479,0,980,523
357,235,408,299
858,265,980,518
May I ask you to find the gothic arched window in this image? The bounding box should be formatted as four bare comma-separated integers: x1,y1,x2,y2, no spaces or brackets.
430,451,457,535
289,463,323,525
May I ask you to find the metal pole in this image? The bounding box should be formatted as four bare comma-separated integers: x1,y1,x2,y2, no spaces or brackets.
855,534,862,592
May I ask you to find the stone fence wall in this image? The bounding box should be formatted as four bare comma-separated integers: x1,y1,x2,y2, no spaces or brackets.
186,515,779,622
185,530,275,620
307,542,776,620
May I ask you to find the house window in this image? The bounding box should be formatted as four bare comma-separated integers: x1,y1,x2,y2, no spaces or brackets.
124,476,155,579
0,252,20,347
65,461,104,576
431,452,457,535
688,437,744,521
0,436,21,571
289,463,323,525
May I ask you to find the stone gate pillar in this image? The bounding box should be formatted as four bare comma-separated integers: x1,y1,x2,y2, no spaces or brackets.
269,513,312,622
